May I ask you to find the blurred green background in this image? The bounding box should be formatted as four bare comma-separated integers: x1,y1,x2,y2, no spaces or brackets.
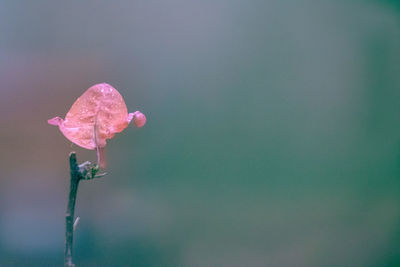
0,0,400,266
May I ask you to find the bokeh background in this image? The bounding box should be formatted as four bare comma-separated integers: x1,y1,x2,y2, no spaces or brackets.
1,1,400,266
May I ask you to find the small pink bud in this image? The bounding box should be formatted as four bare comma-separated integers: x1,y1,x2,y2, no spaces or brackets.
133,111,146,128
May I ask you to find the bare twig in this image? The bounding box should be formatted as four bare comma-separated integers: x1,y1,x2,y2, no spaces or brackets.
65,152,81,267
65,152,103,267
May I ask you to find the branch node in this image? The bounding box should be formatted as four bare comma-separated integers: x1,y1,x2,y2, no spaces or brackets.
73,217,80,231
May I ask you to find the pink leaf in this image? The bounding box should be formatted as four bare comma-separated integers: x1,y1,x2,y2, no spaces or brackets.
48,83,145,167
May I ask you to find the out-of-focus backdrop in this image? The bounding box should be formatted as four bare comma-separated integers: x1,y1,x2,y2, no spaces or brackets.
1,1,400,266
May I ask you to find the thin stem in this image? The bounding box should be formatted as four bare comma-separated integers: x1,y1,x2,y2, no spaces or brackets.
64,152,103,266
65,152,81,267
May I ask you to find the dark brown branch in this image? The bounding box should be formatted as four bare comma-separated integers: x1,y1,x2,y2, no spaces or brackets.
64,152,105,267
65,152,81,267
